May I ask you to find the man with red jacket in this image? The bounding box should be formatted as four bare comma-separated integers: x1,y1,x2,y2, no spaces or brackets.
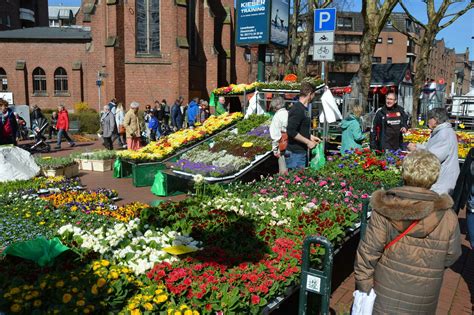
55,104,75,149
0,99,18,145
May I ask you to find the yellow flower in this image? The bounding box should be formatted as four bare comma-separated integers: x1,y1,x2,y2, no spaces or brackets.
155,289,163,295
174,312,182,315
71,276,79,281
84,308,91,314
97,278,107,288
180,305,188,310
10,304,21,313
39,221,46,225
154,294,168,303
184,310,193,315
72,287,78,293
131,309,141,315
128,303,137,311
55,280,64,288
9,287,20,295
31,291,40,298
193,311,199,315
101,259,110,267
91,284,98,295
109,271,119,279
76,300,85,306
144,303,153,311
63,293,72,303
25,294,33,301
33,300,42,308
92,262,101,271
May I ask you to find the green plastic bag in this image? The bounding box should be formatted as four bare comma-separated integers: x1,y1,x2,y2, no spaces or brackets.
309,143,326,171
151,171,167,196
113,159,122,178
2,237,69,267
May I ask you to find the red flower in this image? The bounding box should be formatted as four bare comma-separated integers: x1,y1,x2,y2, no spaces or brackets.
251,294,261,305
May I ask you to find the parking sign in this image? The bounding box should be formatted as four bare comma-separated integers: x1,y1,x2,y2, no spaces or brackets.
314,8,336,32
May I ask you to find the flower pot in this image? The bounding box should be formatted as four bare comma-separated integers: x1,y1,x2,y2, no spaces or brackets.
43,167,65,177
74,158,82,170
64,163,79,178
91,159,114,172
81,159,93,171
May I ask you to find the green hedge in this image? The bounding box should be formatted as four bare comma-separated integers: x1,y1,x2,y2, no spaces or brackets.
44,111,100,134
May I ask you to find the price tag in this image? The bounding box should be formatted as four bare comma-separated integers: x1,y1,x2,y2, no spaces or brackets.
306,274,321,293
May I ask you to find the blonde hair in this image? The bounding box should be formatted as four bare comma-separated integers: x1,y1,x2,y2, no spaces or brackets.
402,149,440,189
351,104,363,117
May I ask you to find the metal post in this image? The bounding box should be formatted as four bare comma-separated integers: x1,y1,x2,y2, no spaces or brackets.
321,61,325,81
257,44,266,82
298,235,334,315
98,85,101,113
360,199,369,241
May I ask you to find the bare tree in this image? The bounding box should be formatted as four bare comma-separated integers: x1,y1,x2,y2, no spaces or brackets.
392,0,473,126
355,0,399,109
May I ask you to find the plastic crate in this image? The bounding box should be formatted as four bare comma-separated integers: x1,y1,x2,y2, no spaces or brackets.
132,162,165,187
120,160,133,178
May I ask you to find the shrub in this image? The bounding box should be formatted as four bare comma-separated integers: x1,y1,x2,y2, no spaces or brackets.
74,102,96,114
69,112,100,134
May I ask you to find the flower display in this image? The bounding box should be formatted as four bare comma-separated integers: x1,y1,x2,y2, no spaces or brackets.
58,218,202,275
117,112,243,162
403,128,473,159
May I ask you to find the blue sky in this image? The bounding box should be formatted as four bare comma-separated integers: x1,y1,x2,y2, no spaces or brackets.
49,0,473,54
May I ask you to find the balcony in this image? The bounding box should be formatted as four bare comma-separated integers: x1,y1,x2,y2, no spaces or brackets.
19,8,35,23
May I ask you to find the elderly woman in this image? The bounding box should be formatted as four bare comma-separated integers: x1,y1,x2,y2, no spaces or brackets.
100,104,117,150
408,108,459,194
269,96,288,174
355,149,461,314
123,101,141,151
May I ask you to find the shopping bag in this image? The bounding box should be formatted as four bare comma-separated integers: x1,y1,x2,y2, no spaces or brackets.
351,289,376,315
113,159,122,178
309,143,326,170
151,171,167,196
2,237,69,267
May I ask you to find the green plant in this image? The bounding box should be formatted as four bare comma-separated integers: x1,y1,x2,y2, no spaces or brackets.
35,157,76,170
80,150,117,160
236,115,269,134
68,112,100,134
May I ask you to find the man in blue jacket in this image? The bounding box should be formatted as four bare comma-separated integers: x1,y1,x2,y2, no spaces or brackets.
187,97,200,128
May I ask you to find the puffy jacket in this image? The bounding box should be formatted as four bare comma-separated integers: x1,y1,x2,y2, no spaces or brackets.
355,186,461,314
123,109,141,138
340,114,365,153
56,110,70,131
417,122,460,195
100,111,116,138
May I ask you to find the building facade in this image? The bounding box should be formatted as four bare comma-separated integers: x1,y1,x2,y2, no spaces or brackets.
0,0,249,110
327,12,421,87
455,48,471,95
0,0,48,31
48,5,80,27
424,39,456,97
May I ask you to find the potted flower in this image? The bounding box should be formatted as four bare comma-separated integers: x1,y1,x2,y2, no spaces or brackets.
80,150,117,172
35,157,79,178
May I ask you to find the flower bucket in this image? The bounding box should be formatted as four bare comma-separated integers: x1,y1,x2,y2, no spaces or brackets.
64,163,79,178
92,159,114,172
43,168,65,177
80,159,93,171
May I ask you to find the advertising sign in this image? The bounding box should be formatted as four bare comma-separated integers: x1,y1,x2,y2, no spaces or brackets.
0,92,13,105
270,0,290,46
236,0,271,45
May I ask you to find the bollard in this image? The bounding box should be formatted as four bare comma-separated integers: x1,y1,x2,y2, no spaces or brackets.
298,235,333,315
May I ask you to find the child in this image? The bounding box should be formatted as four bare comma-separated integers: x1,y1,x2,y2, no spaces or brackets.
148,109,160,142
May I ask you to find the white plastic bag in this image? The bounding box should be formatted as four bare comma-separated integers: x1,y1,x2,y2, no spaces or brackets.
351,289,376,315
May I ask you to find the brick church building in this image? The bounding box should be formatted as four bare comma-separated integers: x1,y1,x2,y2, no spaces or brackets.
0,0,250,110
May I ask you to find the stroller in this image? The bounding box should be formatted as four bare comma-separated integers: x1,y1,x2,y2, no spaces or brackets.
22,117,51,153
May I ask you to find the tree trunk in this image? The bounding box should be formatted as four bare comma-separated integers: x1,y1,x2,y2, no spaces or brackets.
296,1,314,78
356,29,378,111
411,32,435,127
285,0,300,74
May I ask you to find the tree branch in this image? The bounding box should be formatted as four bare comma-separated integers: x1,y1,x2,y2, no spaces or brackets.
439,2,474,30
391,17,420,44
399,0,427,29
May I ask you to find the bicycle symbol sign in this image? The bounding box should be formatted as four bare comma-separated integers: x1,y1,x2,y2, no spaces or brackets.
313,44,333,61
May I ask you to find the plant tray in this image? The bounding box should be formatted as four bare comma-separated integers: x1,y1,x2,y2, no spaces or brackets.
80,160,93,171
64,163,79,178
91,159,114,172
132,162,166,187
43,168,64,177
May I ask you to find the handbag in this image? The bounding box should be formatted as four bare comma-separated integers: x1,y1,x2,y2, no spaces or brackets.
119,124,126,134
278,132,288,152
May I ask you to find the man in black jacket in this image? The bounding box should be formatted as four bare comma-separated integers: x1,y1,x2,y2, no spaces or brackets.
286,82,321,169
370,93,408,151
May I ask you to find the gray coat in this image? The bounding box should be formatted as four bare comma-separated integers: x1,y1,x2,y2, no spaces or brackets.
418,122,460,195
101,111,117,138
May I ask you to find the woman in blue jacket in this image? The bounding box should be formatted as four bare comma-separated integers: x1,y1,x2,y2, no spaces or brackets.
340,104,365,154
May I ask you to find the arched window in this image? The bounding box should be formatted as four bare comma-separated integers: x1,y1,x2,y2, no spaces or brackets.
33,67,47,93
0,68,7,91
54,67,68,95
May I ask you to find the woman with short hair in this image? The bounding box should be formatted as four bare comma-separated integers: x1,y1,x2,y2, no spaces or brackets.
355,149,461,314
340,104,365,153
408,108,459,194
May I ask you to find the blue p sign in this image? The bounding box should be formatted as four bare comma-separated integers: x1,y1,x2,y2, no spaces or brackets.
314,8,336,32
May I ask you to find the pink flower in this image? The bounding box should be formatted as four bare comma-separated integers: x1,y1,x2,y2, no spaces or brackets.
260,189,268,194
361,194,369,199
319,181,328,187
344,198,349,203
340,182,346,188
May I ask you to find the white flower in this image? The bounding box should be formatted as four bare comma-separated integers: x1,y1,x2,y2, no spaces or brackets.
193,174,205,183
